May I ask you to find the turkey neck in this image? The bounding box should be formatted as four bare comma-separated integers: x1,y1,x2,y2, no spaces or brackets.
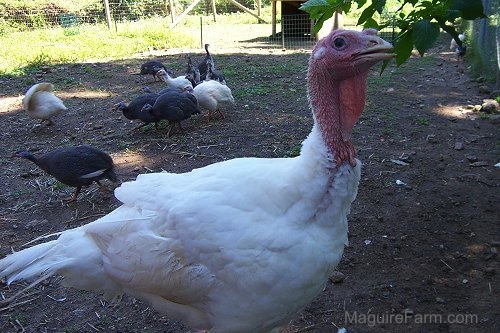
307,66,369,168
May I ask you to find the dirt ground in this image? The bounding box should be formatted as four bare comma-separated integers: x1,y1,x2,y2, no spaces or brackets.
0,35,498,333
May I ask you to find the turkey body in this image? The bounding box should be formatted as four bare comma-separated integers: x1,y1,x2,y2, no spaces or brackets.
0,30,394,333
23,82,67,125
13,145,117,202
193,80,235,120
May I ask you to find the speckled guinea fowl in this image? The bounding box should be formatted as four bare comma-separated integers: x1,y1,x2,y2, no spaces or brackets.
197,44,225,83
12,145,118,202
139,60,168,81
141,89,201,137
113,93,160,131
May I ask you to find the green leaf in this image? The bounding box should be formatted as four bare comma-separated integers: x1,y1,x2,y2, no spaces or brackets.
299,0,331,17
341,2,352,13
312,9,336,34
436,19,463,47
394,30,414,66
363,17,380,30
379,59,391,75
449,0,485,20
413,20,440,56
357,5,376,25
373,0,387,14
357,0,368,8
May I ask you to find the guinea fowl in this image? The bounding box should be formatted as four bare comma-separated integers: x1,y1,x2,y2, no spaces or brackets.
450,32,467,61
12,145,117,203
141,89,201,137
156,68,193,92
185,55,201,87
113,93,160,131
23,82,67,126
197,43,225,83
192,79,234,120
138,60,168,81
0,30,393,332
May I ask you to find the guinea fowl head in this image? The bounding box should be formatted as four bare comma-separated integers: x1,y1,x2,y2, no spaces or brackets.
112,101,127,112
141,103,154,113
155,69,169,80
307,29,394,167
12,150,37,163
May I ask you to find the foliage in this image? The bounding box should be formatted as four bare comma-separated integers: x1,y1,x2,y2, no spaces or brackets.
300,0,487,65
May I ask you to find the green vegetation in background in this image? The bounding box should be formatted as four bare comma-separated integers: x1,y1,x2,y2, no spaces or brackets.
0,17,196,76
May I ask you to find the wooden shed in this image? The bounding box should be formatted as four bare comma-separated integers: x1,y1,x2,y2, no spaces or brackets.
271,0,335,39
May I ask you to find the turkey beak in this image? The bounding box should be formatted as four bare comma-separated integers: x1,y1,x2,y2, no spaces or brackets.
354,37,395,62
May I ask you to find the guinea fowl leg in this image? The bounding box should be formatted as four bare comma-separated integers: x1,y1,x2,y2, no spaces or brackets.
216,109,225,119
167,122,184,137
131,123,149,132
63,186,81,203
39,119,54,126
166,123,175,137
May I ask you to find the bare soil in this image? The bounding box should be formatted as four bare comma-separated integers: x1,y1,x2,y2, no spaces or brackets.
0,38,498,333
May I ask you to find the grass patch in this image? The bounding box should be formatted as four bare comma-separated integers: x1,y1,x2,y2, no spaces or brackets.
417,117,429,125
0,18,196,76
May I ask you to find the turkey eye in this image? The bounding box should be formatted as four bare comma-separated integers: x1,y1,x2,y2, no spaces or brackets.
333,37,346,49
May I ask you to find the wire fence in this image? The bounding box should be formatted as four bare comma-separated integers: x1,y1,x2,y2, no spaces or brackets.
0,0,399,51
469,0,499,85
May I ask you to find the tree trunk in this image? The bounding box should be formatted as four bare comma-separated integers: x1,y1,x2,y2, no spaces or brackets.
333,10,343,30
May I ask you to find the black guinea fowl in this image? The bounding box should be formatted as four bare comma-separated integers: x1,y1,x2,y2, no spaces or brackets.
197,44,225,83
113,93,160,131
141,90,201,137
185,55,201,87
139,61,169,81
12,145,118,203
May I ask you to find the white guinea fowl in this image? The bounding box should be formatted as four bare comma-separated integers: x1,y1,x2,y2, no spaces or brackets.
0,29,394,333
22,82,67,125
192,80,235,120
450,32,467,61
156,68,194,93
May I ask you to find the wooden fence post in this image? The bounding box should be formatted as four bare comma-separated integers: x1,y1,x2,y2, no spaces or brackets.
104,0,112,30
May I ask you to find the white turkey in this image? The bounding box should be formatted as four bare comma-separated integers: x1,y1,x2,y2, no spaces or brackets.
22,82,67,126
0,29,394,333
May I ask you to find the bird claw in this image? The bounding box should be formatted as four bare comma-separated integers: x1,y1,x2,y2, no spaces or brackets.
62,196,77,204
